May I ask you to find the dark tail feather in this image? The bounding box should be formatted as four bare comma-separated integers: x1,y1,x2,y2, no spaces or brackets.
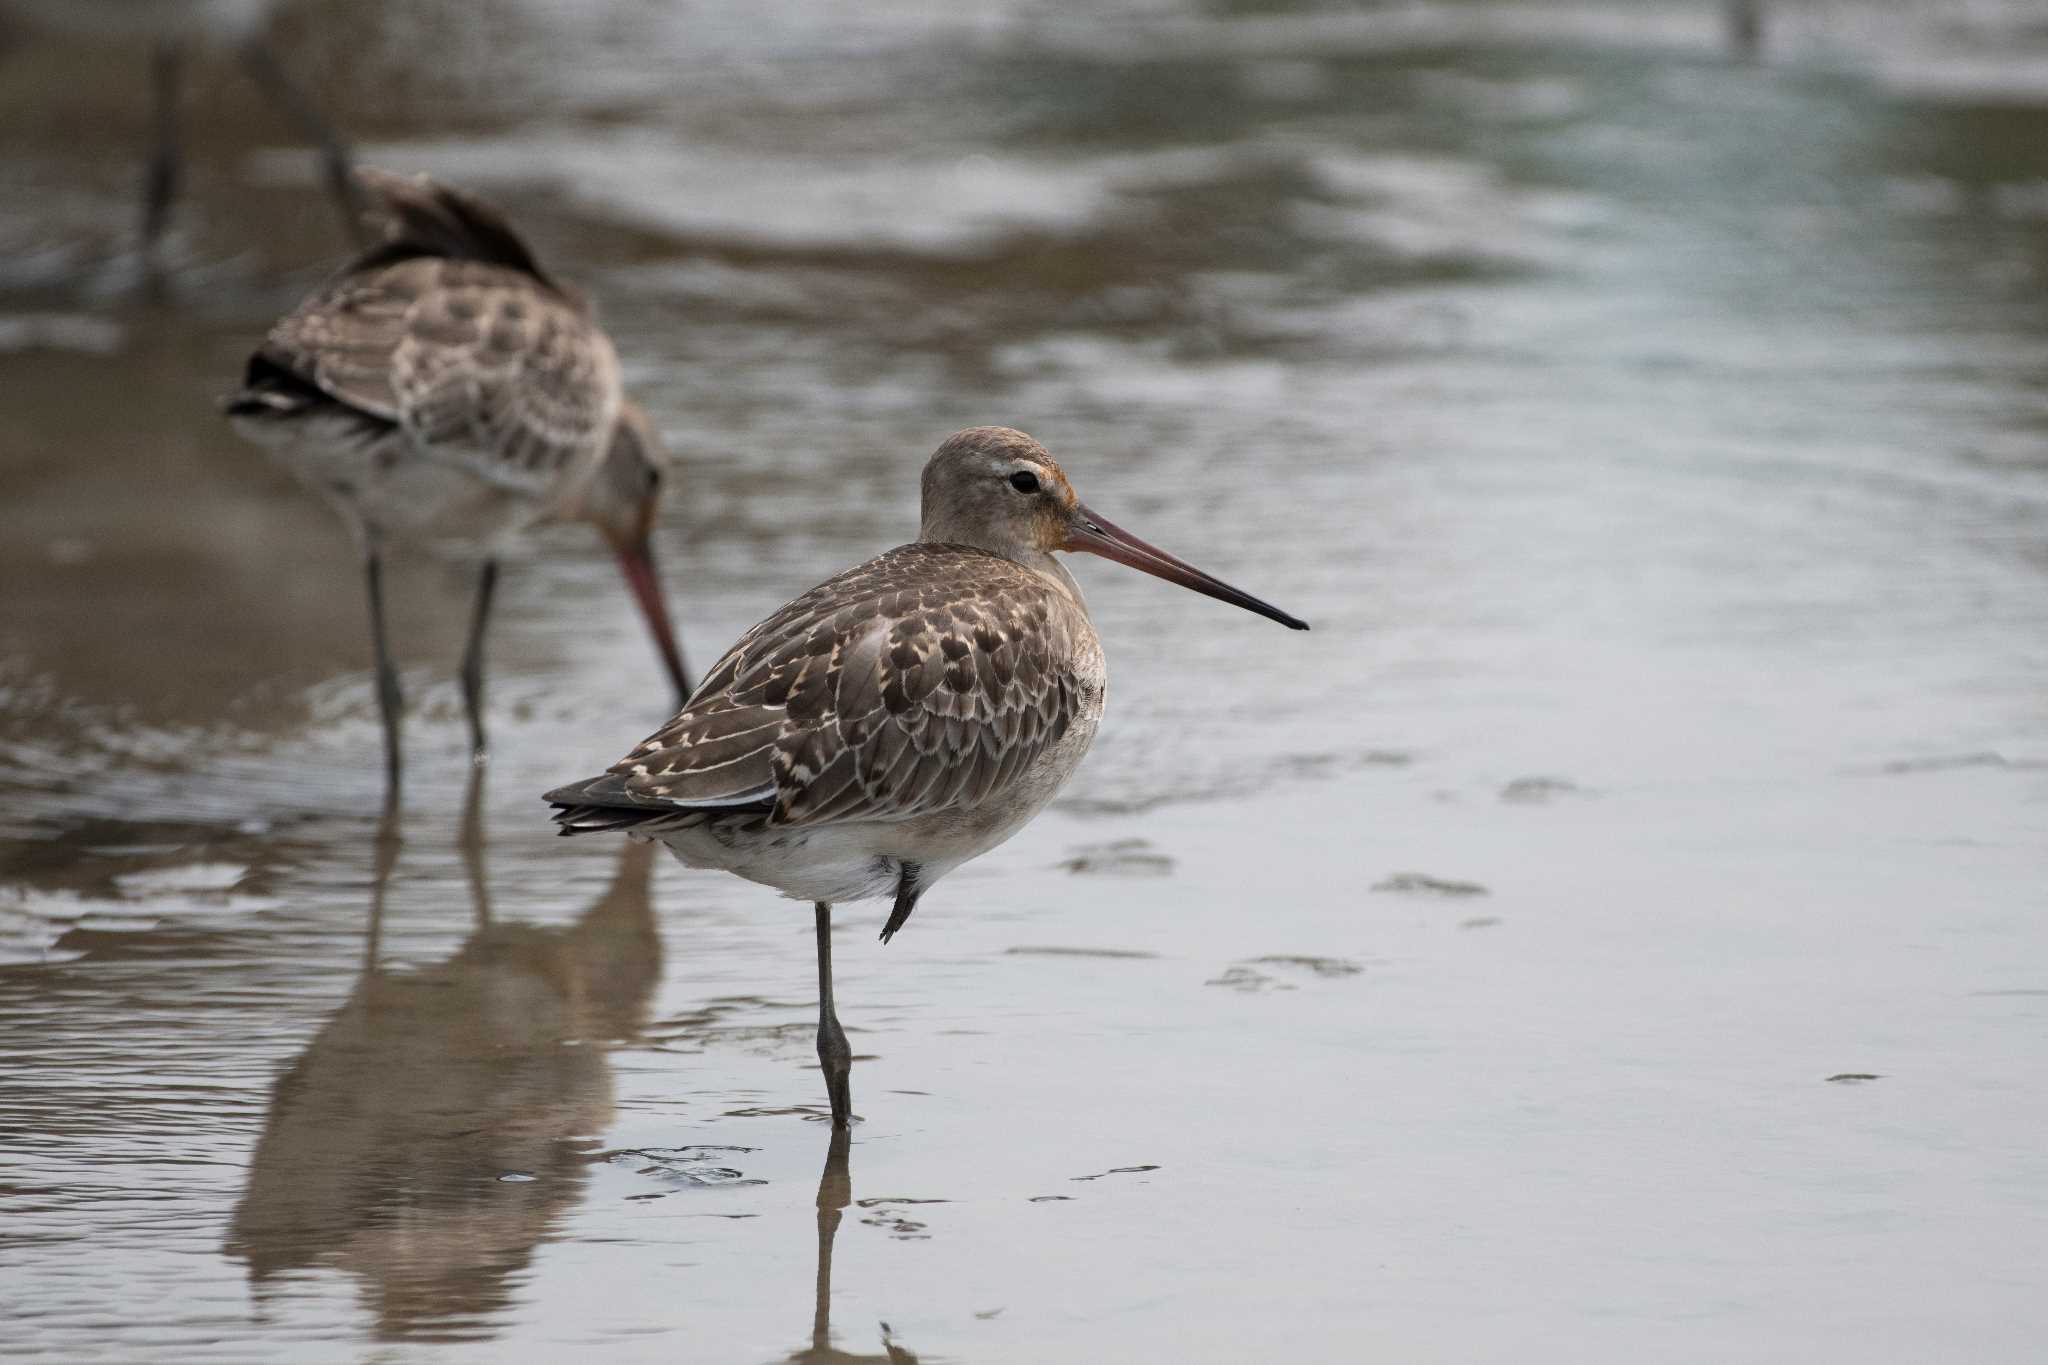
551,805,665,836
223,352,325,420
547,773,665,837
347,168,560,291
222,353,395,445
543,772,640,809
544,770,774,837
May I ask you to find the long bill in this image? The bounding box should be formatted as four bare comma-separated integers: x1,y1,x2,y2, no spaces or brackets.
1065,504,1310,631
613,538,694,701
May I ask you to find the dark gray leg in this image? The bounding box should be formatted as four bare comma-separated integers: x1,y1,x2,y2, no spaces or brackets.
815,901,853,1128
1728,0,1763,58
237,36,369,247
458,558,499,762
141,41,182,263
364,547,403,793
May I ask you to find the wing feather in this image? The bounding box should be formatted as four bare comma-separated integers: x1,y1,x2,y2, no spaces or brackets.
604,543,1097,826
255,259,618,496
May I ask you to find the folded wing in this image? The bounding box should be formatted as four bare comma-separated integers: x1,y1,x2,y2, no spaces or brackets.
241,171,619,493
578,543,1093,827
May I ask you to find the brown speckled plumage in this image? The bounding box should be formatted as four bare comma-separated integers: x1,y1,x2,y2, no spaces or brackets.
234,170,622,507
261,257,615,489
605,542,1099,826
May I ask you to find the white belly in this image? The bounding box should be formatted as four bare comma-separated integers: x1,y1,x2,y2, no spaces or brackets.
649,819,904,906
648,685,1106,909
233,410,547,553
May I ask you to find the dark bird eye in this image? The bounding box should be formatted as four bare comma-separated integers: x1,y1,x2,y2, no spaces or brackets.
1008,471,1041,494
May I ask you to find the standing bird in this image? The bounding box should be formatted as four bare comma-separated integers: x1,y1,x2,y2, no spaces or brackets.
228,169,692,789
0,0,366,266
546,426,1307,1128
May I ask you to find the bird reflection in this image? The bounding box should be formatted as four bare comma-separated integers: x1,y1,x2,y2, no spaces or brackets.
779,1130,920,1365
224,772,661,1339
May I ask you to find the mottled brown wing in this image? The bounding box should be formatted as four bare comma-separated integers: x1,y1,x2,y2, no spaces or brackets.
614,544,1094,825
257,257,620,491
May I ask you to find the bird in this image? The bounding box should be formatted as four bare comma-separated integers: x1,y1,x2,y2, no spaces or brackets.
545,425,1308,1129
0,0,367,270
226,168,692,790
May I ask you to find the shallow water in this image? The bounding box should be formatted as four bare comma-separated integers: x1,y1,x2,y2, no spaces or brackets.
3,2,2047,1360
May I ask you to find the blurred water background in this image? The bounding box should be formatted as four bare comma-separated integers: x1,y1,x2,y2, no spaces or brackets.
2,2,2047,1360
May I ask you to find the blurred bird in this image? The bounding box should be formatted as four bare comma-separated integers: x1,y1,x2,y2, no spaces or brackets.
0,0,366,265
547,425,1307,1128
228,169,692,789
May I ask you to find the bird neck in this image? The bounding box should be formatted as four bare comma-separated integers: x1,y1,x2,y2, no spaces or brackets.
1022,550,1091,617
918,530,1092,617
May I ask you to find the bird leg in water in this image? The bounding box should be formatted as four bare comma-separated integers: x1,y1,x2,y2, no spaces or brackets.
458,558,499,761
141,40,182,267
363,548,403,793
815,901,853,1127
236,36,369,248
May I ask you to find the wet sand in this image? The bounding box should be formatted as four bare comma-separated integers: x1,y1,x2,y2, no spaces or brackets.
4,3,2048,1361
